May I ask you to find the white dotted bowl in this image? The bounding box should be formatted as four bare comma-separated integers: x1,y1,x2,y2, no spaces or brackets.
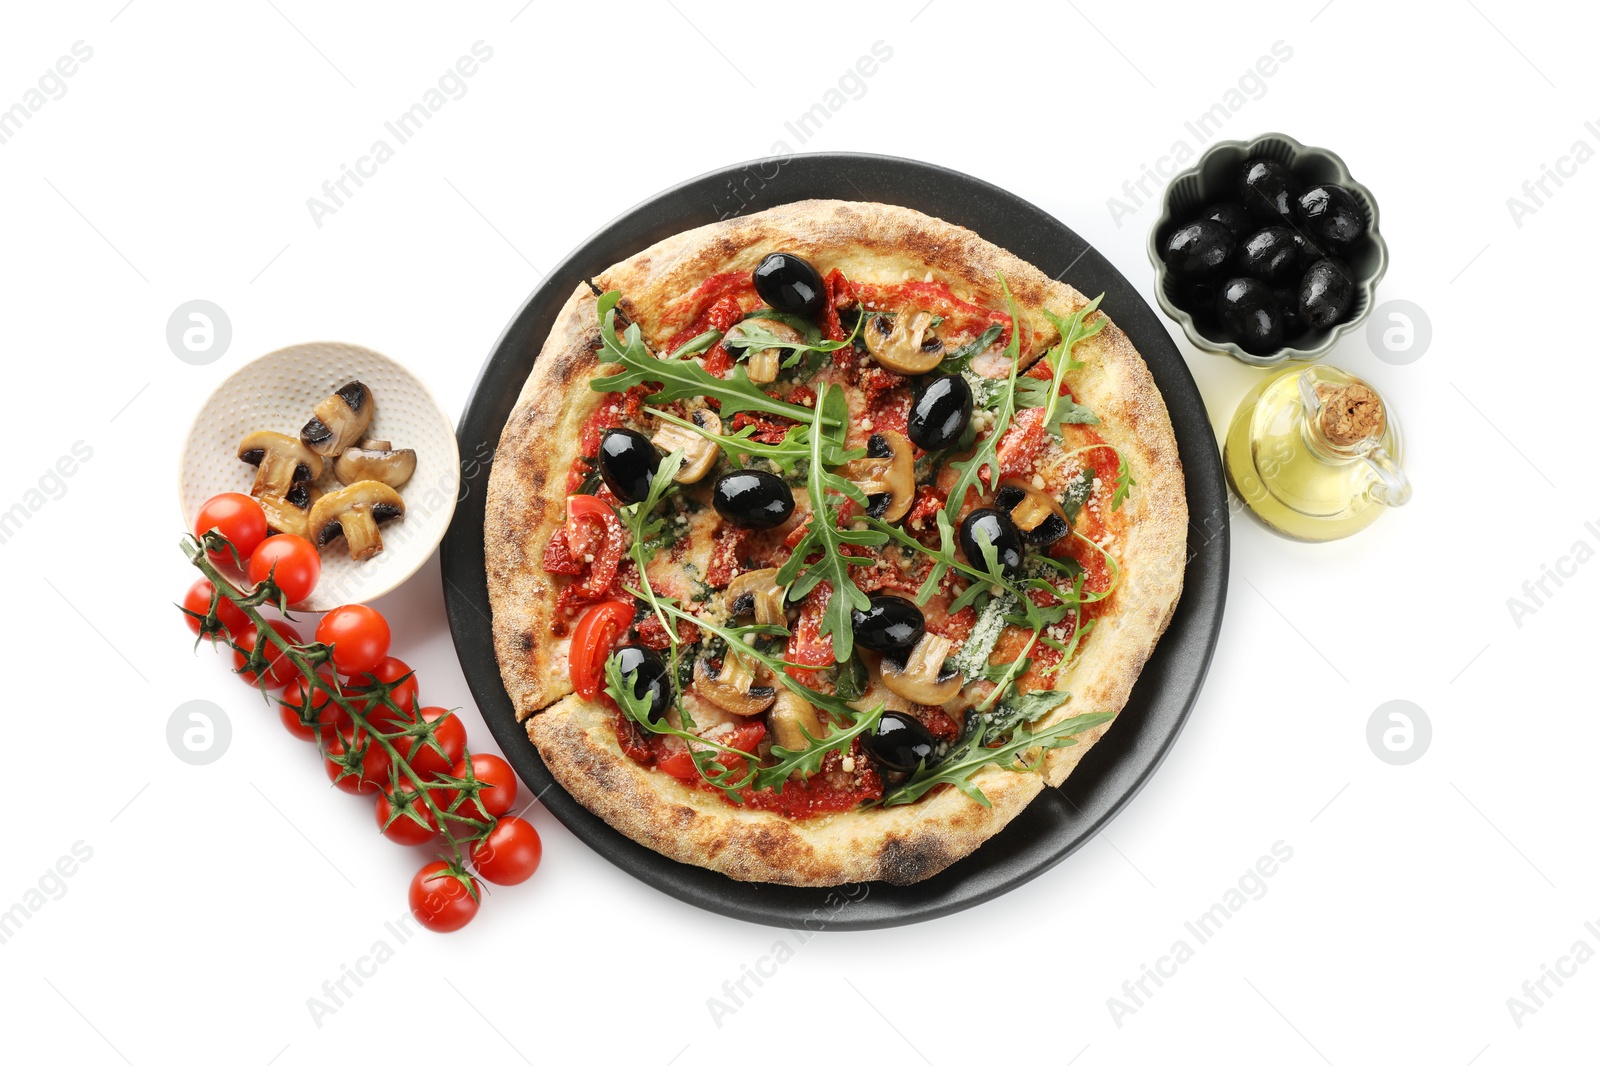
178,342,459,611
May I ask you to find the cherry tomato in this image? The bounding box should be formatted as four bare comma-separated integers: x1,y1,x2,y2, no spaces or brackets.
345,656,418,730
656,721,765,781
316,605,391,676
409,861,480,933
439,753,517,823
232,619,304,686
247,535,321,604
323,731,391,795
180,578,249,638
568,600,634,700
195,493,268,563
278,668,349,741
375,783,438,846
395,706,467,779
471,816,542,885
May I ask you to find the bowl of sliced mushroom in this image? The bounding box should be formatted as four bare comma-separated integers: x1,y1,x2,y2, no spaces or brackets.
178,341,459,610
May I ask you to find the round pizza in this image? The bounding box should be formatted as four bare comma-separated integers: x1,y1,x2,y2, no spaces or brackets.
485,200,1186,886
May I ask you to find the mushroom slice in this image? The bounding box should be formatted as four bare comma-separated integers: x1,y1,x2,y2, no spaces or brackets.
725,567,787,628
692,653,777,717
651,409,722,484
844,430,914,522
301,381,375,457
308,480,405,561
863,309,944,375
769,690,825,755
879,633,963,705
237,431,322,498
334,440,417,488
259,484,315,539
740,319,803,384
995,478,1071,547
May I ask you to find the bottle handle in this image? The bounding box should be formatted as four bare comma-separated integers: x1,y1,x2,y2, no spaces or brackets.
1362,444,1412,508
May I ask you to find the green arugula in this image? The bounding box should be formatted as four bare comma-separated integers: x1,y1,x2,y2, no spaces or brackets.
1014,296,1106,435
724,315,859,361
882,709,1115,807
605,654,759,798
1060,467,1095,523
667,329,722,360
752,704,885,794
1112,452,1136,510
614,448,685,641
942,322,1004,373
943,275,1023,522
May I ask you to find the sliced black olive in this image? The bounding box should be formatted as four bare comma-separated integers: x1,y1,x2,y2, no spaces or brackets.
1203,202,1253,239
597,428,660,504
907,374,973,451
612,644,670,724
1236,227,1299,282
993,483,1070,548
1163,219,1234,278
863,711,938,775
1216,277,1284,354
752,252,826,316
711,469,795,529
851,594,925,655
1299,258,1355,329
1239,158,1300,223
958,508,1024,578
1296,184,1366,245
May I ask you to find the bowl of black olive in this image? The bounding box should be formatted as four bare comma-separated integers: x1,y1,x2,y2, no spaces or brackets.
1148,132,1387,366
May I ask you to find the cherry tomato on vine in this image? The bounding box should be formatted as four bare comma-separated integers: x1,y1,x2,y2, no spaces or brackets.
471,816,542,885
233,619,304,686
247,535,321,604
409,861,479,933
375,783,438,846
345,656,418,729
316,605,390,676
195,493,268,563
323,731,391,795
568,599,634,701
180,578,248,638
440,753,517,823
278,668,349,741
394,706,467,779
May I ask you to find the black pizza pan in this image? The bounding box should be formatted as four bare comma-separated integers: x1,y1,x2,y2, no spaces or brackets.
440,153,1228,931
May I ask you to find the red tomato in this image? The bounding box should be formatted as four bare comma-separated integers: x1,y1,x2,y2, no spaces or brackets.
439,754,517,823
471,817,542,885
232,619,303,686
656,721,764,782
345,656,418,730
409,861,479,933
316,605,391,676
784,586,835,683
278,668,349,741
195,493,268,563
564,496,625,598
568,600,634,701
323,731,391,795
180,578,249,638
394,706,467,779
375,783,438,846
246,535,321,604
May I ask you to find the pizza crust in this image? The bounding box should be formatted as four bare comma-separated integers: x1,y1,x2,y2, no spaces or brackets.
486,200,1187,886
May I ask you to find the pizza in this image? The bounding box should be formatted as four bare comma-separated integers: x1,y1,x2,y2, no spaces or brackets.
485,200,1186,887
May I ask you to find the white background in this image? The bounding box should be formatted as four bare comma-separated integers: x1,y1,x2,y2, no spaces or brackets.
2,1,1594,1063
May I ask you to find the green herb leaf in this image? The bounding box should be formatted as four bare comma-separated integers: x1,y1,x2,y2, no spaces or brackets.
881,710,1114,808
1059,467,1095,524
943,275,1023,521
752,700,884,794
942,323,1004,373
1013,297,1107,436
833,653,869,702
616,448,685,641
1111,452,1136,510
605,653,757,799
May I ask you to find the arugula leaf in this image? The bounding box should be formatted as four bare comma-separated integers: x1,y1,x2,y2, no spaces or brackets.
605,654,758,799
989,687,1072,733
616,448,685,640
667,329,721,360
752,701,885,793
725,317,856,357
1013,297,1106,437
833,653,869,702
943,274,1023,521
942,323,1004,373
649,408,815,475
590,290,834,427
881,710,1114,808
773,384,888,662
1059,467,1095,524
1111,452,1136,510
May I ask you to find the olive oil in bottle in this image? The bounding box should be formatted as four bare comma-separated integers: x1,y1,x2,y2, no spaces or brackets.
1224,364,1410,541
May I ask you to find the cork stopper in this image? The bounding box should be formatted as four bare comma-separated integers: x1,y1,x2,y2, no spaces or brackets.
1314,382,1385,447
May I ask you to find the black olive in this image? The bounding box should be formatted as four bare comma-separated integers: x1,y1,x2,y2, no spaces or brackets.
612,644,670,724
1298,258,1355,329
711,469,795,529
959,508,1024,577
1215,277,1284,354
1236,227,1300,282
752,252,826,316
1239,158,1300,223
851,594,925,655
1296,184,1366,245
1172,278,1221,322
907,374,972,451
597,428,660,504
1203,202,1253,239
993,484,1070,548
1163,219,1234,278
863,711,938,774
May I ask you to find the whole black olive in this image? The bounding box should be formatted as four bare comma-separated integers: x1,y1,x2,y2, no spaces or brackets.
907,374,973,451
597,428,660,504
1236,227,1299,282
1239,158,1300,223
752,252,826,317
1163,219,1234,278
959,507,1024,577
863,711,938,774
711,469,795,529
1203,202,1253,239
1298,258,1355,329
612,644,670,723
1215,277,1284,354
850,594,925,655
1296,184,1366,245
